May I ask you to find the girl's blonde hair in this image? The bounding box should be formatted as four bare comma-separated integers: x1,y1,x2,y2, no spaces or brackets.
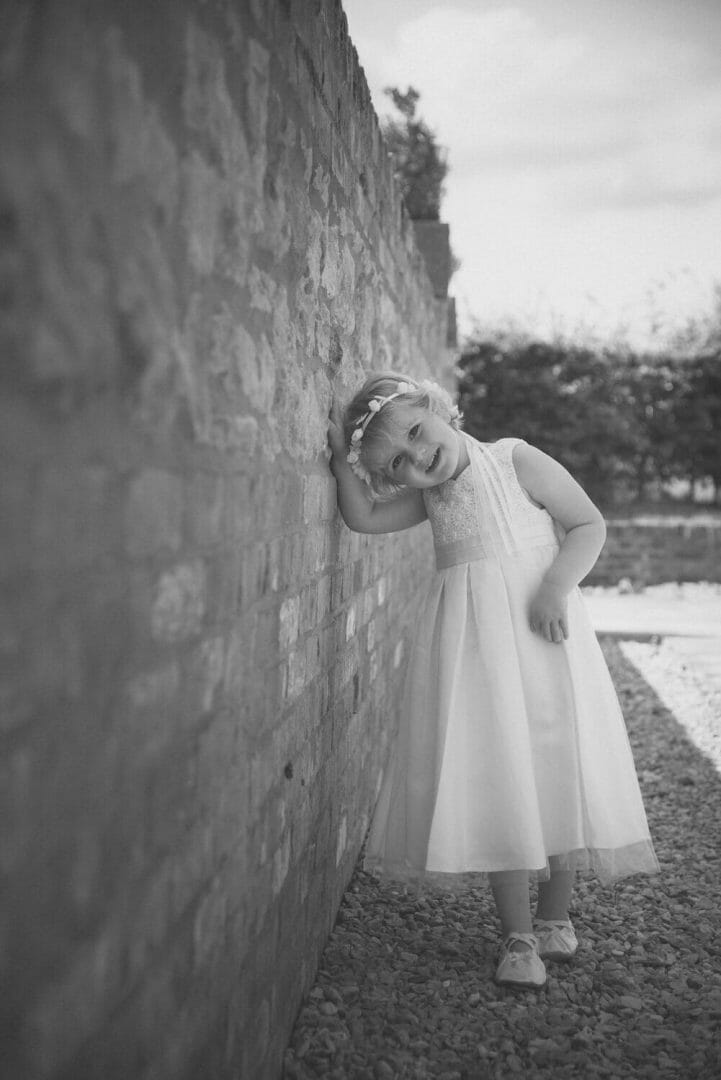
342,371,463,498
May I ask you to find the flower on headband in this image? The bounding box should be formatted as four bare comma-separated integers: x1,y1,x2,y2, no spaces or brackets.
345,381,419,485
353,461,372,484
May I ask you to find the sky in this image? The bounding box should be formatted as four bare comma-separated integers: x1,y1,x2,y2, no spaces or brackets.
342,0,721,348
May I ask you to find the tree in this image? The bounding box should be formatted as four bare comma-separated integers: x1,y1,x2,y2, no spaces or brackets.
665,291,721,499
457,337,638,504
671,351,721,500
382,87,448,220
458,326,721,506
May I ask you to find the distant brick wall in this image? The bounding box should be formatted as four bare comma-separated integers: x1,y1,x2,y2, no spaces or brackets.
588,517,721,586
0,3,453,1078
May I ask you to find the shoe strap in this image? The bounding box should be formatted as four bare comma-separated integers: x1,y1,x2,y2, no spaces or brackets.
534,919,572,929
504,932,538,948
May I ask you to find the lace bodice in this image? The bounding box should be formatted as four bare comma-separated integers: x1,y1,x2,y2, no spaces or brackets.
422,437,557,567
423,467,478,547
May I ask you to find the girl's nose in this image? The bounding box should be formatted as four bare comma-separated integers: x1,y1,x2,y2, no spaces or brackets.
413,445,428,466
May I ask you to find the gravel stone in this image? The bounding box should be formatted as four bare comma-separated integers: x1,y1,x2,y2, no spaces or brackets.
285,631,721,1080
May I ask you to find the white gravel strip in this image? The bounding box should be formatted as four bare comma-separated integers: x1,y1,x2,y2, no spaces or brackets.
621,638,721,776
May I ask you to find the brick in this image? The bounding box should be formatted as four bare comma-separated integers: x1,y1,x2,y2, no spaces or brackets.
303,527,326,577
286,647,307,700
186,471,224,548
147,750,197,853
298,582,317,635
276,472,303,528
272,830,292,896
341,564,355,603
222,621,248,704
330,569,344,611
125,861,173,980
197,714,241,808
224,474,254,542
151,560,206,644
334,813,347,867
191,636,225,715
253,604,278,666
316,573,332,623
239,542,270,609
278,594,300,652
249,733,284,813
193,879,227,968
206,547,242,625
125,661,182,758
33,464,112,567
361,583,377,625
319,475,338,520
289,532,306,583
170,823,215,920
302,473,324,524
266,536,288,592
125,469,183,558
25,930,120,1077
305,632,321,683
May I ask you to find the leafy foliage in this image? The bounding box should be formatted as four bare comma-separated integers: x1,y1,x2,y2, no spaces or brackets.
458,332,721,506
382,86,448,220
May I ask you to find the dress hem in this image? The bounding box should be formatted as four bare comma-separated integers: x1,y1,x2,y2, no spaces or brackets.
363,838,660,891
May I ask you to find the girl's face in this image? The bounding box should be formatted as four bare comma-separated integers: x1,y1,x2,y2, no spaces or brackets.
363,402,467,489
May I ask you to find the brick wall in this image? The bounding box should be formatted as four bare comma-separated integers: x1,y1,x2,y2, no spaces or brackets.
0,3,453,1078
587,516,721,586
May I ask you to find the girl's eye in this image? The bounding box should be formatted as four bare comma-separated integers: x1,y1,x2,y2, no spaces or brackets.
391,454,403,471
409,424,420,440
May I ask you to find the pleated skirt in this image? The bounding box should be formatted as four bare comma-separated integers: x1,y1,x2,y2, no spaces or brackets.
364,545,659,885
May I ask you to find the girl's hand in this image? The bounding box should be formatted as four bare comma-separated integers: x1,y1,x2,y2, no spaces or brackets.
529,581,569,643
328,401,346,461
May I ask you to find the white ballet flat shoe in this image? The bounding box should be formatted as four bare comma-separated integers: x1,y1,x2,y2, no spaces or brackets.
534,918,578,961
495,932,547,988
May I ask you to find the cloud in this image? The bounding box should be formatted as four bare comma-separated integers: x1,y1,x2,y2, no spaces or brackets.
356,4,721,212
346,1,721,341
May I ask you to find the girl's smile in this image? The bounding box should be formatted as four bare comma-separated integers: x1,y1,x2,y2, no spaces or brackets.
365,403,469,489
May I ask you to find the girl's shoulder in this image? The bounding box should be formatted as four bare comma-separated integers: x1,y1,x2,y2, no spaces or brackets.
470,435,537,488
491,435,526,452
465,433,527,457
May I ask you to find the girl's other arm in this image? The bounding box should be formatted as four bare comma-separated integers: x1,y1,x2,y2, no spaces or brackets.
328,405,427,534
513,443,607,641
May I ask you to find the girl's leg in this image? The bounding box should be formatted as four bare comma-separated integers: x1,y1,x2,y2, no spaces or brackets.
489,869,532,946
535,856,575,921
491,869,547,986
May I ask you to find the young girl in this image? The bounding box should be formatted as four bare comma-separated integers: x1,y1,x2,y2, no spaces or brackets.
328,371,659,989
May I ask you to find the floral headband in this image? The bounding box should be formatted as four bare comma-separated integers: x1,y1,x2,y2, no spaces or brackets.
346,380,415,483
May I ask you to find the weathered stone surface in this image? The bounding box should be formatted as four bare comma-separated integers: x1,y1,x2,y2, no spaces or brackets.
0,2,453,1079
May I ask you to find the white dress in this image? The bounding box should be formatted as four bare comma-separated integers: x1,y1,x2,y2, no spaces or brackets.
365,435,659,884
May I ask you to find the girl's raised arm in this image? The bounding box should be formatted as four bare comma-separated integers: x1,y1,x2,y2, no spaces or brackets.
513,442,607,642
328,404,427,534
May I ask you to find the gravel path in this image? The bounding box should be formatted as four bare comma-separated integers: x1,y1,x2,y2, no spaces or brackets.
284,638,721,1080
